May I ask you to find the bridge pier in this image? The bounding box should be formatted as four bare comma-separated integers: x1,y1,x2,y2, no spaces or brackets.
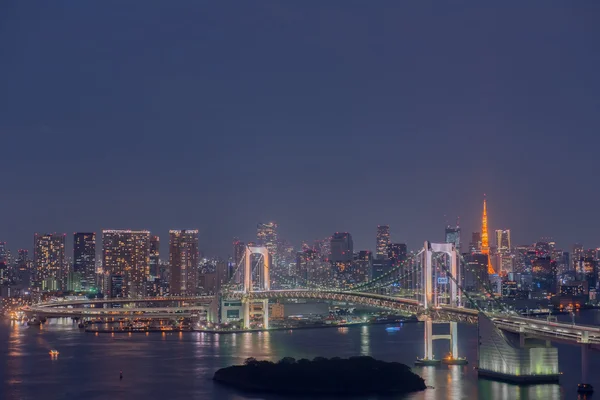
262,299,269,329
424,319,434,361
243,300,250,329
416,319,465,366
450,321,458,360
578,344,593,394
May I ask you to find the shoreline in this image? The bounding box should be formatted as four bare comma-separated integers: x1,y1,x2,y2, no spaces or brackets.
85,318,418,334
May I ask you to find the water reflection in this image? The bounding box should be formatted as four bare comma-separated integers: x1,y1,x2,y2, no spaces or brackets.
360,325,370,356
479,380,562,400
2,315,600,400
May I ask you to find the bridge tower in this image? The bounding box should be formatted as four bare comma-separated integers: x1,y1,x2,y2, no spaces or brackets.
417,241,465,365
242,245,270,330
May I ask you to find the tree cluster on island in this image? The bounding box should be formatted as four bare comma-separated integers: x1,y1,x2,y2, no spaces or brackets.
213,356,427,395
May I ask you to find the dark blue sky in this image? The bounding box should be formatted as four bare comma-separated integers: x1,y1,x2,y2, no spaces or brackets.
1,1,599,257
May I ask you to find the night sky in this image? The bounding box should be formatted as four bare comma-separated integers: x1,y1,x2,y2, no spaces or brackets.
1,2,599,257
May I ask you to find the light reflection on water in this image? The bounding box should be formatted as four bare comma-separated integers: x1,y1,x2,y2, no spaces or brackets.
3,312,600,400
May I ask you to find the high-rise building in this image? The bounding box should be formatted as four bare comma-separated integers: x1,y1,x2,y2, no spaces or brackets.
0,242,7,265
470,232,481,253
257,222,278,257
376,225,390,259
480,197,494,274
233,238,245,267
102,230,150,297
73,232,96,290
445,225,461,252
495,230,511,255
532,257,557,293
169,230,199,296
34,233,66,290
388,243,407,267
330,232,353,263
149,235,160,278
572,244,584,272
15,249,30,285
0,242,8,284
110,274,124,299
464,253,490,293
372,258,392,280
355,250,373,282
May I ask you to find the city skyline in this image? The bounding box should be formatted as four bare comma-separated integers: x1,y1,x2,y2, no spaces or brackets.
3,3,600,398
0,203,597,260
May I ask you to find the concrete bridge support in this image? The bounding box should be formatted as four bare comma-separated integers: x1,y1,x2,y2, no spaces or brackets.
262,299,269,329
417,319,463,365
243,300,250,329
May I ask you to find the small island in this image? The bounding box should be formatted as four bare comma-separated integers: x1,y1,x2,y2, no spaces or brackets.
213,356,427,395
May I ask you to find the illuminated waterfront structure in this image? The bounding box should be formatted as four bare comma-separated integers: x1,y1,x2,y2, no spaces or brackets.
169,230,199,296
34,233,66,290
73,232,96,290
495,229,511,255
149,235,160,278
478,313,559,383
480,197,494,274
102,230,150,297
376,225,390,259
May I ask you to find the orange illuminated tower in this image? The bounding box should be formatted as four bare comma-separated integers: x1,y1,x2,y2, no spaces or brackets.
480,196,495,274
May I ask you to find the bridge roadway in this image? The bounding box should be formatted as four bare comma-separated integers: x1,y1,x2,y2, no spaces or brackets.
28,295,215,308
22,289,600,344
22,305,207,319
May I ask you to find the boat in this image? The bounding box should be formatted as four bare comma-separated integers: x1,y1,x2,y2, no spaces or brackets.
27,318,41,326
442,355,469,365
577,383,594,394
415,358,441,366
49,350,59,356
385,326,401,332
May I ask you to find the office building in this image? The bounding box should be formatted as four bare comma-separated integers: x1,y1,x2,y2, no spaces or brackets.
470,232,481,253
34,233,66,290
110,274,125,299
376,225,390,259
445,225,461,252
330,232,353,263
257,222,278,257
532,257,557,293
73,232,96,290
355,250,373,282
16,249,30,285
0,242,7,266
372,258,392,280
495,230,511,255
149,235,160,278
102,230,150,297
169,230,199,296
388,243,407,267
233,238,245,272
463,253,490,293
572,244,584,272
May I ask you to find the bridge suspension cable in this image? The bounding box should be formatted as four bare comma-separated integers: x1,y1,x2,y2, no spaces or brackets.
347,250,423,292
